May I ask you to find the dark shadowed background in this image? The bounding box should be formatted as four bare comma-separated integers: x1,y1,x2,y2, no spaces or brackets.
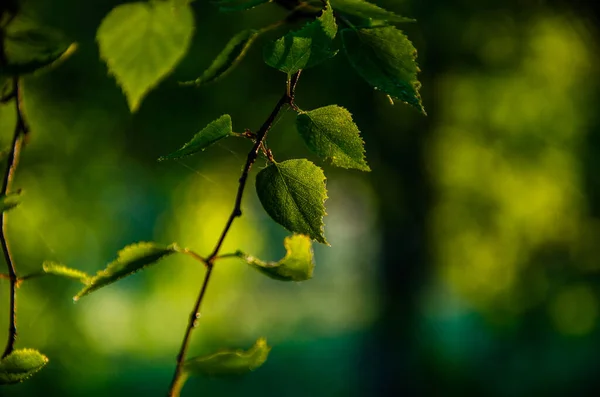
1,0,600,396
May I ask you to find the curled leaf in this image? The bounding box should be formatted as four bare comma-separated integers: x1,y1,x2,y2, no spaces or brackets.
43,261,91,284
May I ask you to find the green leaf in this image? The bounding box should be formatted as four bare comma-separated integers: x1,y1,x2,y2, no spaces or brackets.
330,0,414,23
296,105,370,171
214,0,271,12
0,192,21,213
264,1,337,74
0,348,48,385
1,25,76,76
182,30,260,86
238,234,314,281
158,115,233,161
184,337,271,376
256,159,328,244
341,26,425,113
74,242,178,300
43,261,91,284
97,1,194,112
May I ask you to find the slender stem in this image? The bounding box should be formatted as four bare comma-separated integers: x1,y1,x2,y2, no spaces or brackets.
1,77,26,359
167,71,301,397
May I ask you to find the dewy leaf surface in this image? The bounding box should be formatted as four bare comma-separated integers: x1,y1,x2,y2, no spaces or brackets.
0,192,21,213
256,159,328,244
182,30,260,86
330,0,414,23
184,337,271,376
215,0,271,12
342,26,425,113
0,348,48,385
97,1,194,112
238,234,314,281
74,242,177,300
43,261,91,284
159,115,233,161
264,1,337,74
296,105,370,171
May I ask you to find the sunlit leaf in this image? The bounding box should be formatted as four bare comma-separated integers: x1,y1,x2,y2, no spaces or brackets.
0,348,48,385
296,105,370,171
43,261,90,284
237,234,314,281
342,26,425,113
159,115,233,161
182,30,260,86
74,242,178,300
0,192,21,213
256,159,328,244
184,337,271,376
264,1,337,74
1,23,76,76
330,0,414,23
96,1,194,112
214,0,271,12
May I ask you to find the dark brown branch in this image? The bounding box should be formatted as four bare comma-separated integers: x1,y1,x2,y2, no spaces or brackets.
167,71,302,397
1,76,26,359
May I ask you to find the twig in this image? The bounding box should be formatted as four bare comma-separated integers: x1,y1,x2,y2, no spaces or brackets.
167,71,302,397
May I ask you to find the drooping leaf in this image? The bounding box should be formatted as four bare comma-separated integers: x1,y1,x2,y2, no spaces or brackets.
74,242,178,300
0,348,48,385
341,26,425,113
182,30,260,86
256,159,328,244
43,261,91,284
96,1,194,112
237,234,314,281
1,24,76,76
330,0,414,23
296,105,370,171
184,337,271,376
0,192,21,213
159,115,233,161
214,0,271,12
264,1,337,75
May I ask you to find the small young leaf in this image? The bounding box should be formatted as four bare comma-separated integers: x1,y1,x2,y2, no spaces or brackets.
238,234,314,281
182,30,260,86
0,348,48,385
214,0,271,12
1,25,76,76
256,159,328,244
74,242,178,300
296,105,370,171
97,1,194,112
330,0,414,23
342,26,425,113
0,192,21,213
184,337,271,376
159,115,233,161
43,261,91,284
264,1,337,75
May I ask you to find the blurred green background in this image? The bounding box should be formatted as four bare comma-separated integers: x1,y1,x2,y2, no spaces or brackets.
1,0,600,396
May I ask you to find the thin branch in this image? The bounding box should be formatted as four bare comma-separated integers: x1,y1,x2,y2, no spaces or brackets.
1,76,26,359
167,71,302,397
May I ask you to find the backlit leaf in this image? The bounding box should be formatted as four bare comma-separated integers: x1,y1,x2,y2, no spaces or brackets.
43,261,90,284
97,1,194,112
184,337,271,376
330,0,414,23
182,30,260,86
342,26,425,113
296,105,370,171
0,348,48,385
74,242,178,300
158,115,233,161
256,159,328,244
237,234,314,281
264,1,337,74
